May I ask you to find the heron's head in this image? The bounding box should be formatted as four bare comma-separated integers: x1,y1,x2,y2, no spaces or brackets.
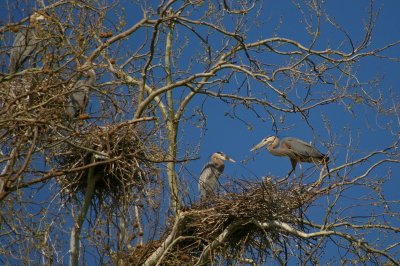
83,69,96,79
250,136,277,152
78,69,97,86
30,12,45,24
213,152,236,163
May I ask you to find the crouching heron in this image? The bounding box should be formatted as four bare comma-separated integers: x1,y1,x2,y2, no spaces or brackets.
251,136,329,178
65,69,96,119
199,152,235,199
9,12,46,73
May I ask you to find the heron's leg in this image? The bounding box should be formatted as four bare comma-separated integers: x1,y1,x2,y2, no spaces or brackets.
276,165,294,184
298,161,305,183
325,161,331,179
298,161,302,171
289,159,297,182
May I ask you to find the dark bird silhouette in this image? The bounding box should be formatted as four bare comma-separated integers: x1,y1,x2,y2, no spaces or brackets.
251,136,329,178
9,12,45,73
199,152,235,199
65,69,96,118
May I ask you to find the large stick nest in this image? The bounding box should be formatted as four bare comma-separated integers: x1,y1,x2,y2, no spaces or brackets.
1,74,162,203
189,180,313,237
53,121,162,203
0,72,91,151
128,180,317,265
1,74,68,124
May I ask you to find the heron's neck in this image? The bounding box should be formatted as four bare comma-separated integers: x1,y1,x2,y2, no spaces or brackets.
267,145,285,157
87,70,96,86
212,157,223,167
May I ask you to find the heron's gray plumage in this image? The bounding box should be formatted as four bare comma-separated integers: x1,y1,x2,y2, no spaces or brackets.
251,136,329,177
65,69,96,118
198,152,235,199
199,162,224,199
9,13,45,73
279,137,325,162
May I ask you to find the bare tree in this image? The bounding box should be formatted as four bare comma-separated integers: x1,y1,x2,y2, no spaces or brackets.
0,0,399,265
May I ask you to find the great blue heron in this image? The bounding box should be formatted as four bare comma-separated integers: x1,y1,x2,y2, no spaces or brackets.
9,12,45,73
65,69,96,118
198,152,235,199
251,136,329,178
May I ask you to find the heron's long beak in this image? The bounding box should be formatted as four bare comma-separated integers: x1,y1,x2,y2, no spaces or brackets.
250,140,267,152
225,156,236,163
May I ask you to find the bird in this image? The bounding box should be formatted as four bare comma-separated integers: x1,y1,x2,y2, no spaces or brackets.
9,12,45,73
198,152,235,199
65,69,96,119
250,136,329,178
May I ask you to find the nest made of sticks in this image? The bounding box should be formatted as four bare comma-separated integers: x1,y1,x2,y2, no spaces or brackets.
189,181,313,248
129,180,317,265
0,74,68,122
54,121,162,204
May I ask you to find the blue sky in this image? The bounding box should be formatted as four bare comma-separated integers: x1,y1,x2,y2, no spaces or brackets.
176,3,400,262
181,1,400,203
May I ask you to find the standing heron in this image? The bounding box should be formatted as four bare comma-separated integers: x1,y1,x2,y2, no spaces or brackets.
65,69,96,118
199,152,235,199
9,12,45,73
251,136,329,178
